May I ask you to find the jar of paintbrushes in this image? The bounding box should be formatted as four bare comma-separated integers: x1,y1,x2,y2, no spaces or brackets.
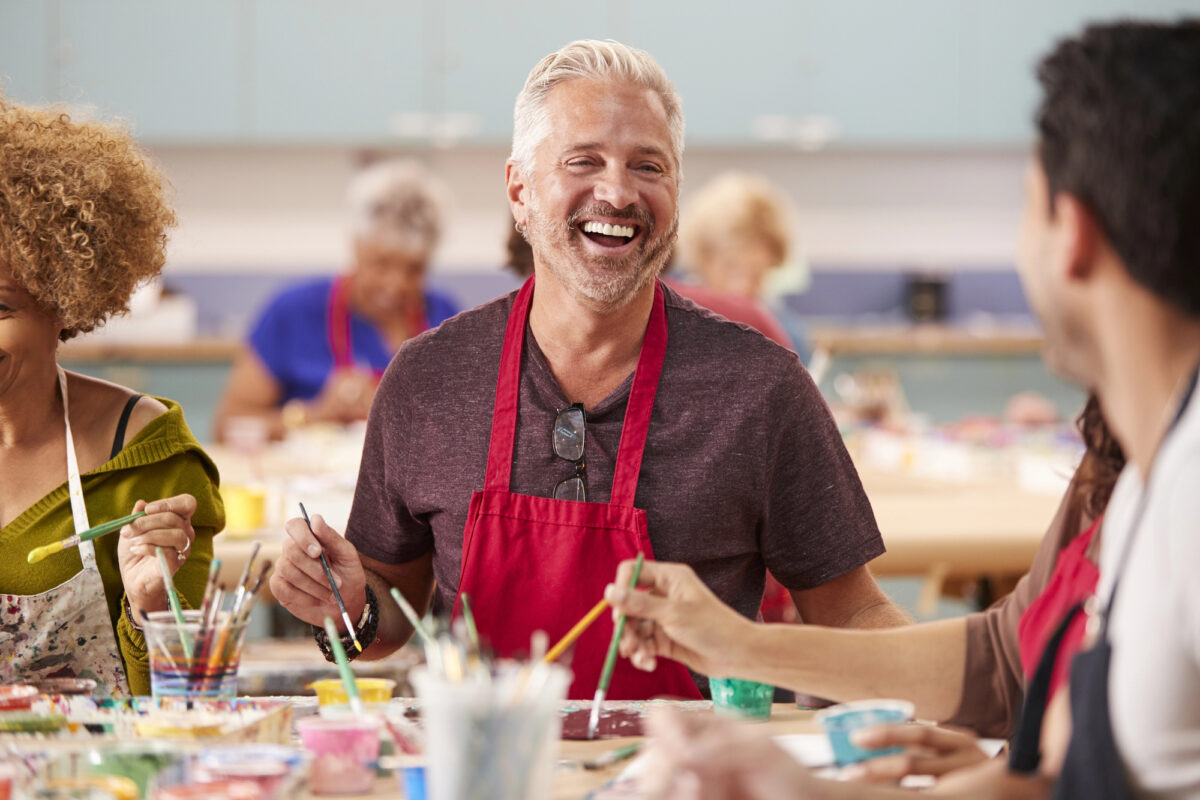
141,546,270,704
412,659,570,800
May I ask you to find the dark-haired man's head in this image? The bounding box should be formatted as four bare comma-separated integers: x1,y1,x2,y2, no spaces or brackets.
1017,20,1200,385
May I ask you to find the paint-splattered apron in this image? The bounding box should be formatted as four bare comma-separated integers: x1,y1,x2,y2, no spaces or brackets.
0,367,130,696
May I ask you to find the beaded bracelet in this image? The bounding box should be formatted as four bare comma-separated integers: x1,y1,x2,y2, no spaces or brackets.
313,584,379,663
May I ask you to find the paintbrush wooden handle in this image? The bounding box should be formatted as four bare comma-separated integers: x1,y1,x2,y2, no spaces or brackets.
545,598,609,663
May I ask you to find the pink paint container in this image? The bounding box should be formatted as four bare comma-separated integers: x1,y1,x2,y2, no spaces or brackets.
0,685,37,712
153,779,263,800
296,716,381,796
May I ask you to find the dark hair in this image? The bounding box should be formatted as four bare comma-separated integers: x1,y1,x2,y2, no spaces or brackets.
1036,20,1200,316
1065,393,1125,537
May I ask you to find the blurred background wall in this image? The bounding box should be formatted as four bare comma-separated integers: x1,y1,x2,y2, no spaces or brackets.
4,0,1198,441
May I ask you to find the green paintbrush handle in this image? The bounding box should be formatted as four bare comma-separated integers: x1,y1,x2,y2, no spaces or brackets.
459,592,480,650
324,617,364,714
597,552,645,693
390,587,435,645
80,510,147,542
155,546,193,660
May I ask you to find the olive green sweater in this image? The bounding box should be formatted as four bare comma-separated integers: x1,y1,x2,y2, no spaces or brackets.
0,399,225,695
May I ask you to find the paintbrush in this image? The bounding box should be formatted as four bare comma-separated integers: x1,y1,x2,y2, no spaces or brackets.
229,541,261,614
27,511,147,563
324,616,365,715
459,592,481,651
233,560,272,626
544,598,608,663
559,741,643,771
390,587,436,647
198,558,222,622
196,585,224,685
155,546,193,660
299,503,362,653
588,552,644,740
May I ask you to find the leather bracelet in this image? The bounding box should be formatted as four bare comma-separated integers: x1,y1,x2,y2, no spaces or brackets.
123,595,143,631
313,585,379,663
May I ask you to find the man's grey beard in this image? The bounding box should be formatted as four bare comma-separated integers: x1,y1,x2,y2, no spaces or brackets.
525,201,677,313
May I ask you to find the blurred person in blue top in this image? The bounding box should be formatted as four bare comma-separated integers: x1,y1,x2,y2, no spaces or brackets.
215,159,459,441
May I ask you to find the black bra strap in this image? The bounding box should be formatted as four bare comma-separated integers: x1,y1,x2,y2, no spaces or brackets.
110,395,142,459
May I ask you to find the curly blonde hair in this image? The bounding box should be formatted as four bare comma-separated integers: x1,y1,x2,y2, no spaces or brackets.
680,171,793,269
0,94,176,339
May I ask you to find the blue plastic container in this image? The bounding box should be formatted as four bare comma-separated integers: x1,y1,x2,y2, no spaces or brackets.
400,765,426,800
815,700,915,766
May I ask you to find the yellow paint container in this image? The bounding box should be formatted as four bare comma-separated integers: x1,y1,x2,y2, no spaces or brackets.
308,678,395,706
42,776,139,800
220,485,267,533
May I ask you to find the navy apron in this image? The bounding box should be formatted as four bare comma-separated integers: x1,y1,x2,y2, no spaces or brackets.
1009,367,1199,798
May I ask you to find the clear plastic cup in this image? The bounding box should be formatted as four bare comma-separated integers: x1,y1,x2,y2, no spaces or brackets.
45,742,182,800
296,716,381,796
412,663,570,800
142,610,250,702
190,744,307,798
815,699,915,766
710,677,774,721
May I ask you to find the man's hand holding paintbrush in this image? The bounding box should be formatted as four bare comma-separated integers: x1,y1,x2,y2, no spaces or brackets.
271,511,369,636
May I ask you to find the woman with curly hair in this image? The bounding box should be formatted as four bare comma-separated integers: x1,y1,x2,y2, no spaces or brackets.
0,94,224,696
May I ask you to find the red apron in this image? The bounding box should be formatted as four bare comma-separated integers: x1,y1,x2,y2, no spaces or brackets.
327,275,428,377
453,277,701,701
1017,517,1101,702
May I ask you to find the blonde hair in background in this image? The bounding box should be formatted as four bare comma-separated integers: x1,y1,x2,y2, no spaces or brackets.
510,39,685,173
347,159,447,256
679,171,794,272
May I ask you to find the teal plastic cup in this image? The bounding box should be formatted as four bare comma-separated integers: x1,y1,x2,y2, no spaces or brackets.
709,677,774,721
815,699,915,766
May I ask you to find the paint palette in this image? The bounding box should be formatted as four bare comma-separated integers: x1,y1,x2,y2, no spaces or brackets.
558,700,712,741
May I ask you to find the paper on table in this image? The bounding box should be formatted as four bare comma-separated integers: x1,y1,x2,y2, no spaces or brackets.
609,735,1005,788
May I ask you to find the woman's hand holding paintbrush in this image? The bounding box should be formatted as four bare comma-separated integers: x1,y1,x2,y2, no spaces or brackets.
115,494,199,621
270,508,368,633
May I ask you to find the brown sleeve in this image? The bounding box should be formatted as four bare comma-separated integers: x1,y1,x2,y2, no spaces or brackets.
944,485,1081,737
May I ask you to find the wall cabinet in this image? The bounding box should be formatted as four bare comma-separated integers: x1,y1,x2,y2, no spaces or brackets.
2,0,1198,146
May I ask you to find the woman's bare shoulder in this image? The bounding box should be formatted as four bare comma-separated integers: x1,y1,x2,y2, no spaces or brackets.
65,371,169,455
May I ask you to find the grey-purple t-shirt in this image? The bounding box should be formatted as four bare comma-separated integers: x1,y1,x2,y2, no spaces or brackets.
346,283,884,622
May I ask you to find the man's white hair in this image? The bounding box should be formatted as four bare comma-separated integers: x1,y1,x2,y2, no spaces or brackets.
510,40,685,172
347,158,447,254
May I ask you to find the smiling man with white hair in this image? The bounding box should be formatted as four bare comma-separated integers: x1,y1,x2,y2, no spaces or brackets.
271,40,907,700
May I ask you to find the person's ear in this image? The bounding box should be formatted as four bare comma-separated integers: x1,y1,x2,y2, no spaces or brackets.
505,161,529,229
1052,192,1104,282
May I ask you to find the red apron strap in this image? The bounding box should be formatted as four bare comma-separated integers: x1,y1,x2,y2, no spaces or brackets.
610,282,668,507
328,275,354,369
484,277,536,492
409,295,430,336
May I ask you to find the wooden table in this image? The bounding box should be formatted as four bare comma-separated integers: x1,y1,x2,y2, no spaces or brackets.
286,704,818,799
213,460,1059,606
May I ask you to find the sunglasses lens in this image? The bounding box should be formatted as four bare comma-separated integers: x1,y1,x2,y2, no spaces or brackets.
554,476,587,502
553,407,586,461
